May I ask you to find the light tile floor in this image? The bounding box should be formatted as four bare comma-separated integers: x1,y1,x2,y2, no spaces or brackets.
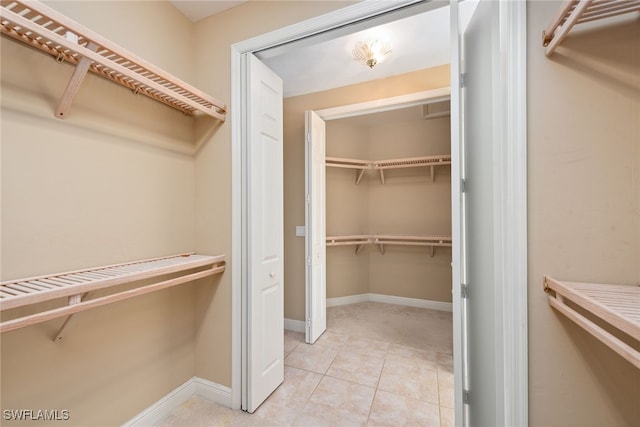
155,302,454,427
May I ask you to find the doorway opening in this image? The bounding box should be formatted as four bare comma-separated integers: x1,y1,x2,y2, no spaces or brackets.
231,0,528,425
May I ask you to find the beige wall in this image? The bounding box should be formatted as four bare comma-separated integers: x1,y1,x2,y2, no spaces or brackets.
0,2,201,426
283,66,451,320
324,110,452,301
527,1,640,426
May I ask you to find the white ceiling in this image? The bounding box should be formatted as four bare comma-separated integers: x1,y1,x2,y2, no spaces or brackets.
169,0,478,98
169,1,247,22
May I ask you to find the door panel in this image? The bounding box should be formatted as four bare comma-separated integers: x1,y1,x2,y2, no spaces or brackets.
305,110,327,344
247,53,284,413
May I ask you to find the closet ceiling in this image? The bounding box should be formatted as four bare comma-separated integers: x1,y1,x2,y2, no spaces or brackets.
169,0,478,97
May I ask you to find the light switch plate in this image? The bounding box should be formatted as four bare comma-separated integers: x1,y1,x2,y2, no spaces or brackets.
295,226,306,237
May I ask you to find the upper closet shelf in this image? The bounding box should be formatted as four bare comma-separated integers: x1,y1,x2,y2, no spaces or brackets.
0,253,225,341
542,0,640,56
0,0,226,120
326,154,451,184
543,276,640,369
327,234,452,257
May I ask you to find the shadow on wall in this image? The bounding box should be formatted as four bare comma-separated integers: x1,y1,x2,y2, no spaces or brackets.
553,311,640,427
548,18,640,98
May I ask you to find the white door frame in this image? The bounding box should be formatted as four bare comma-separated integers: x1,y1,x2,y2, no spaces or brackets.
230,1,527,424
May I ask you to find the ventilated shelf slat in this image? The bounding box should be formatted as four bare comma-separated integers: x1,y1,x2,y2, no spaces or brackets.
326,234,451,256
543,276,640,369
326,154,450,184
0,253,226,340
542,0,640,56
0,0,226,120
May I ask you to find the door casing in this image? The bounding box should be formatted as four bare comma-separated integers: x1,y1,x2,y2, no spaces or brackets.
230,1,527,424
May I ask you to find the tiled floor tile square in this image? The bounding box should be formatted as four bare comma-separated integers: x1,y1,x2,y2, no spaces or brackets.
387,343,438,370
284,343,338,374
284,330,304,357
378,354,439,404
368,390,440,427
325,349,385,388
303,376,375,427
440,405,455,427
343,336,390,358
314,330,349,349
267,366,322,410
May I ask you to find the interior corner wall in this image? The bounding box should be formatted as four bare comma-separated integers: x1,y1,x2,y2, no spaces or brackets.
1,2,200,426
365,115,452,302
527,1,640,426
324,111,452,302
283,65,451,321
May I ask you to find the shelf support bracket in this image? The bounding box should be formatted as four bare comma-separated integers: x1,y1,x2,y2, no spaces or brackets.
55,41,99,119
430,246,435,257
54,291,90,342
431,165,435,182
355,244,364,254
355,168,366,185
379,169,385,185
377,243,385,255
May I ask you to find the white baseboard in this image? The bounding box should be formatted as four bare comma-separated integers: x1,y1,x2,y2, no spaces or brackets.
327,293,452,312
284,318,305,333
121,377,231,427
193,377,232,407
326,293,369,307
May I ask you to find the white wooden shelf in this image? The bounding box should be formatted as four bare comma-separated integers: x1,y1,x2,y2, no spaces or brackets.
326,154,451,184
542,0,640,56
0,0,226,120
543,276,640,369
326,234,451,257
0,253,226,341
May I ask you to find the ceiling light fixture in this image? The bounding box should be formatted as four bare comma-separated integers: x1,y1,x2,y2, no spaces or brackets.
353,39,392,69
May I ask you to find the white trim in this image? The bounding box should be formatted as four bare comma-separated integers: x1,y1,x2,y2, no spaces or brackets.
193,377,233,407
315,87,451,121
369,294,453,311
326,294,370,307
121,377,231,427
327,293,452,311
496,1,528,425
284,318,306,333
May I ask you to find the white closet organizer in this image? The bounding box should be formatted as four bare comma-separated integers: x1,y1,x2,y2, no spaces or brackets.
542,0,640,56
0,253,226,341
326,234,452,257
0,0,226,120
543,276,639,369
326,154,451,185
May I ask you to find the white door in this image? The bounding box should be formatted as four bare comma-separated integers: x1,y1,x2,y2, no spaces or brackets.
452,0,501,425
304,110,327,344
246,53,284,413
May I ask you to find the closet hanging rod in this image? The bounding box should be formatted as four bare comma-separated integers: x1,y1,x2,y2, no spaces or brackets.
0,0,226,120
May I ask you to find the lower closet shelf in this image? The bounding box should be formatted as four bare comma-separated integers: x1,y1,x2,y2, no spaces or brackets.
543,276,640,369
326,234,452,256
0,253,225,339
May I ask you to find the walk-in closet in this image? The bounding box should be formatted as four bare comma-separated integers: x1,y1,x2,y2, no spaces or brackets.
324,100,452,315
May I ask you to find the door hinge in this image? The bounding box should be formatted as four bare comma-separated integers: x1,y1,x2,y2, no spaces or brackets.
306,194,311,204
460,73,466,88
306,319,311,328
461,179,467,193
306,257,311,266
463,389,470,405
461,283,468,299
306,133,310,144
